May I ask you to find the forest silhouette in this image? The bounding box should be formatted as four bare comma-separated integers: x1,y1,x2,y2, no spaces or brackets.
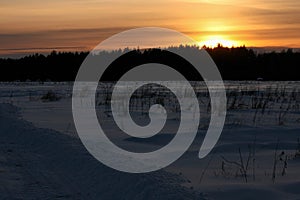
0,45,299,81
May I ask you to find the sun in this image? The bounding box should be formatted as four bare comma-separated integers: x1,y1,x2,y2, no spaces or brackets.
197,35,240,48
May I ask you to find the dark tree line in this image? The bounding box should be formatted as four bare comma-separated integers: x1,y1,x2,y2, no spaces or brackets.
0,51,88,81
204,45,300,80
0,45,299,81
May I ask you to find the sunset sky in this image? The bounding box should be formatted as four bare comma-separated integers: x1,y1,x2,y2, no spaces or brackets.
1,0,300,56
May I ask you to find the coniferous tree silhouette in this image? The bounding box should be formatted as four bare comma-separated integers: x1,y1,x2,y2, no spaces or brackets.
0,46,299,81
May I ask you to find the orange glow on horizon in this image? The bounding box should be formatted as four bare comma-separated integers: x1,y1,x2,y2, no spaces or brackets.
197,35,242,48
1,0,300,56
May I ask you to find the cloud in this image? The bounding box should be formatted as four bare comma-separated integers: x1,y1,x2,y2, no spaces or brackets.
1,0,300,56
0,27,133,55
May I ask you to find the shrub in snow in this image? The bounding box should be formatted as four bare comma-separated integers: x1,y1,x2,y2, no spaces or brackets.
41,90,61,102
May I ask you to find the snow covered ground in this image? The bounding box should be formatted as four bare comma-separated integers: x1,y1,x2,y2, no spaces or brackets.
0,81,300,199
0,103,202,199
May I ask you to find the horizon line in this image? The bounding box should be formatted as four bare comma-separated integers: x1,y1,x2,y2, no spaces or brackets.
1,45,300,59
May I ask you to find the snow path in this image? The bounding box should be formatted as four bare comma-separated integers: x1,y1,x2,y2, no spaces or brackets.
0,103,203,200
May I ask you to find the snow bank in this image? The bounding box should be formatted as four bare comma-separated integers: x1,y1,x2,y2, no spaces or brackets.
0,103,203,200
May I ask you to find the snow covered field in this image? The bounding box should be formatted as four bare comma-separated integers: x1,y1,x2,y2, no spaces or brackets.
0,81,300,199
